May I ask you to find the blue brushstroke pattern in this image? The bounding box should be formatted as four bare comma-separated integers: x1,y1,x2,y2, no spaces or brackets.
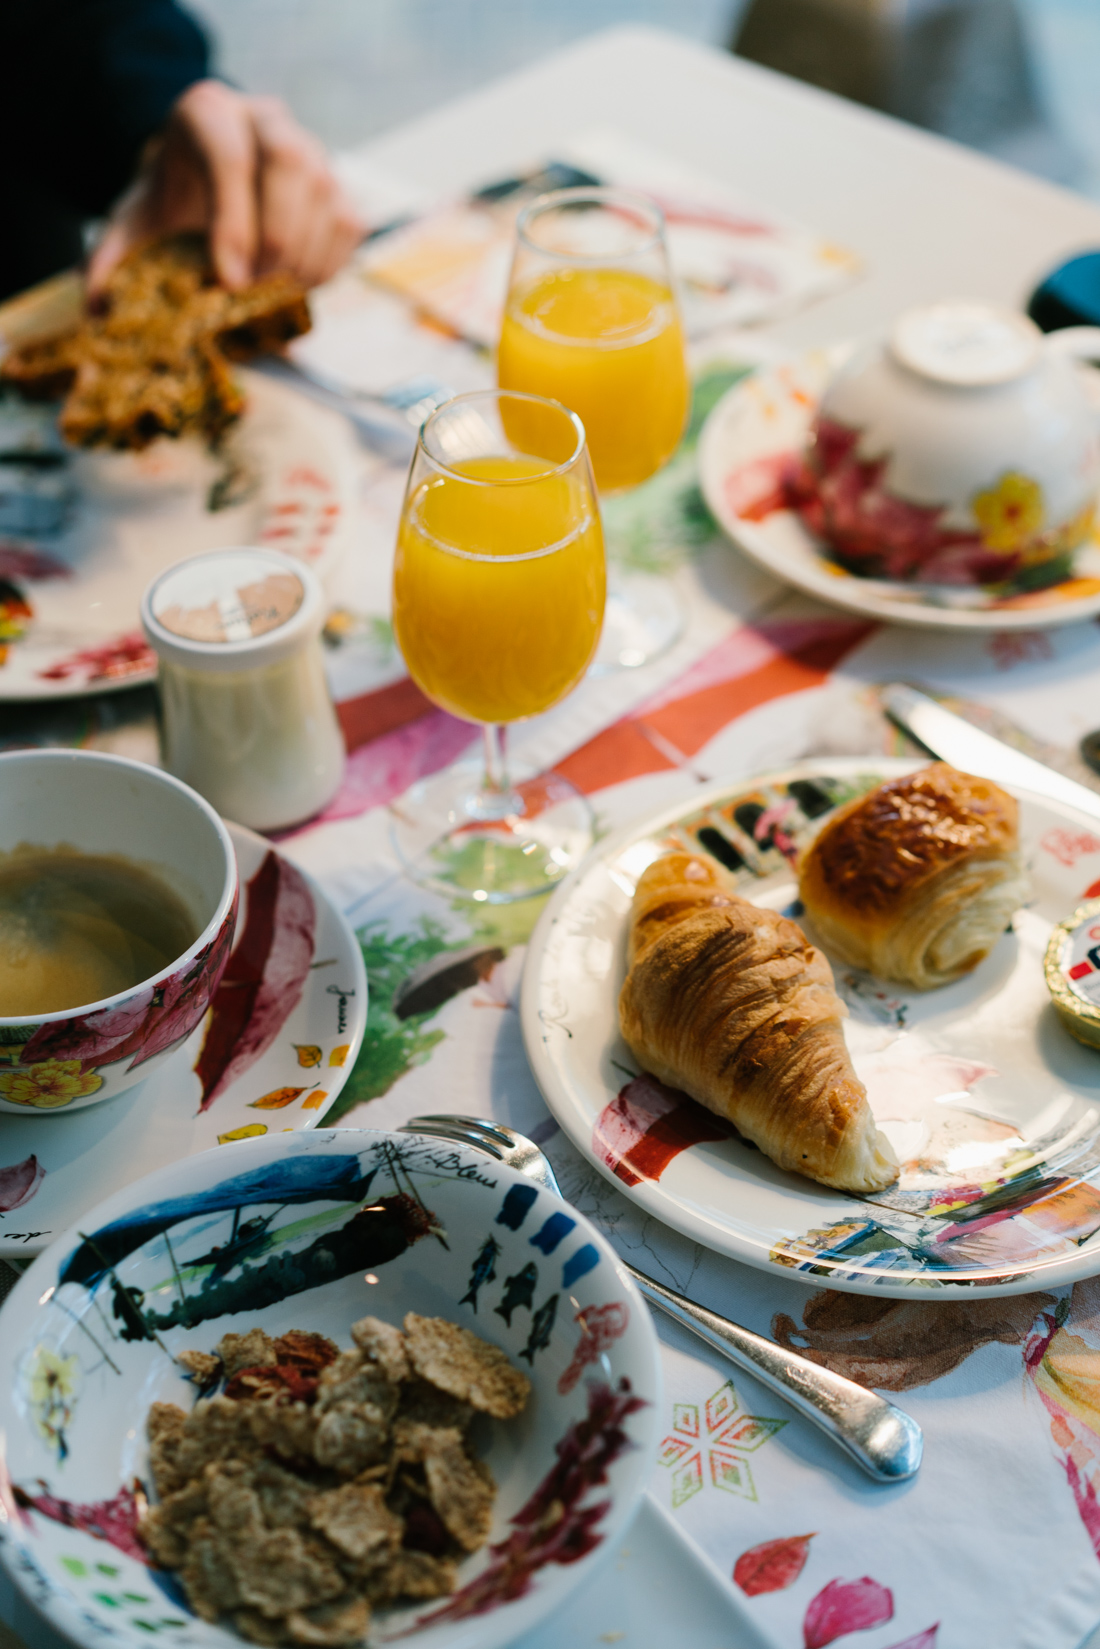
496,1184,538,1231
529,1211,576,1254
59,1154,379,1290
561,1243,600,1288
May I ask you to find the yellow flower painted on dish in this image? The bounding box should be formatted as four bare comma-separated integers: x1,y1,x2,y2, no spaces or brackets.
0,1059,103,1109
294,1044,322,1068
25,1343,81,1455
28,1345,80,1410
972,471,1044,552
328,1045,350,1068
302,1090,328,1111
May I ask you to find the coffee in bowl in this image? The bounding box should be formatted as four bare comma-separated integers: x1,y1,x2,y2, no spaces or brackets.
0,749,237,1114
0,845,199,1017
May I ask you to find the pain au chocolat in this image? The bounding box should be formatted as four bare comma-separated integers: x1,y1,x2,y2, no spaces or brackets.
798,762,1027,990
618,851,898,1193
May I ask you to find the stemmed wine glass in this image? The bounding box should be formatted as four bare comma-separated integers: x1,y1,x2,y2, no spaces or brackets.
390,389,605,902
498,186,691,670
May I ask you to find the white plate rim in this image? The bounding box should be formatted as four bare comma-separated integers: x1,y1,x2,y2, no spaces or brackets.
520,755,1100,1298
0,369,362,702
696,349,1100,633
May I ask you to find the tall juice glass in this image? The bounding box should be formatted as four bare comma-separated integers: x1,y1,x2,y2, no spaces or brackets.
391,389,605,901
498,187,691,668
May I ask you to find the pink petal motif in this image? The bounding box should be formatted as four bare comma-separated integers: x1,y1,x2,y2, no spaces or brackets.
196,852,316,1110
19,909,236,1075
804,1577,894,1649
13,1480,147,1562
734,1533,815,1597
557,1303,630,1395
0,1154,45,1212
885,1629,938,1649
592,1073,731,1188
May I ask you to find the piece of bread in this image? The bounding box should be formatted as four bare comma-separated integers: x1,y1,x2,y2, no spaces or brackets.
798,762,1027,990
0,233,310,451
618,851,898,1193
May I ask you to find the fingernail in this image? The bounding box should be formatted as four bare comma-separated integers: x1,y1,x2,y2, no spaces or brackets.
221,252,248,289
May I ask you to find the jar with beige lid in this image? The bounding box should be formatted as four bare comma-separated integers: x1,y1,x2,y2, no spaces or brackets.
141,547,345,831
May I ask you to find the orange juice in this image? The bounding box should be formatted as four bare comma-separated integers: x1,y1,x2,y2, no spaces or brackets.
497,267,690,492
392,455,605,724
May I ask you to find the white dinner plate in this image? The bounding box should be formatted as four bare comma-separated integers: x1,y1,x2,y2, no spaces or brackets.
697,347,1100,631
521,757,1100,1297
0,823,367,1257
0,368,361,699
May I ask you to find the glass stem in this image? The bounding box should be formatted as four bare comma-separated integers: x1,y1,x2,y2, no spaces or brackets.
482,722,509,800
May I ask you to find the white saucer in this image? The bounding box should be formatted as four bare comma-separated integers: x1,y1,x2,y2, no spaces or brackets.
0,823,366,1256
697,347,1100,632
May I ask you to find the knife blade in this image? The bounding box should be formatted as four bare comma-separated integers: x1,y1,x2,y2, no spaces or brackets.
881,682,1100,824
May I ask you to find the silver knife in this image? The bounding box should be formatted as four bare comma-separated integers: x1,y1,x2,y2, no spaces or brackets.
882,683,1100,823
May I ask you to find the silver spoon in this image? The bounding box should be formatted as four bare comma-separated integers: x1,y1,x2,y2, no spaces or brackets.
398,1113,922,1484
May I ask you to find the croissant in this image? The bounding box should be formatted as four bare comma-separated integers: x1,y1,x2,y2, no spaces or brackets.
798,763,1027,990
618,852,898,1193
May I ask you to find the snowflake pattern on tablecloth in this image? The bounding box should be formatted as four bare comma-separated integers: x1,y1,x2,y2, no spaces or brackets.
657,1379,786,1507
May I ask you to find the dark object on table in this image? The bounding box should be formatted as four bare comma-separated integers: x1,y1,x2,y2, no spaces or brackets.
1082,729,1100,780
0,0,209,302
732,0,1053,156
1029,253,1100,333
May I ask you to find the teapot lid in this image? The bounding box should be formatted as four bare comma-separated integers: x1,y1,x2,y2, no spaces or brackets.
890,301,1042,386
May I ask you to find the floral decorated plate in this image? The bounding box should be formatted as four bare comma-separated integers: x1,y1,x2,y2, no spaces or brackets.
0,1128,660,1649
521,757,1100,1297
696,347,1100,630
0,824,366,1258
0,368,361,700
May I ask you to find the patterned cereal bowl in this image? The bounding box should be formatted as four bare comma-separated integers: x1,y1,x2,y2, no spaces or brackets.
0,1128,661,1649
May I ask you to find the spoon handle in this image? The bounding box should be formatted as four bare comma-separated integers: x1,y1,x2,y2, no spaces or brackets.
623,1264,922,1483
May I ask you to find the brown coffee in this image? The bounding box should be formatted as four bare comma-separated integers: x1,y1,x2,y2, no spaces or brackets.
0,845,199,1017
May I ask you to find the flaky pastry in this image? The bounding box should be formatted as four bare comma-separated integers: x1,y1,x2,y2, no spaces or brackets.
798,762,1027,990
618,851,898,1193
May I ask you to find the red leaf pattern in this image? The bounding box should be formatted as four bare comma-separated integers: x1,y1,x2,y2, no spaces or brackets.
19,910,235,1074
195,851,315,1110
884,1630,938,1649
0,1154,45,1212
733,1533,815,1596
804,1577,894,1648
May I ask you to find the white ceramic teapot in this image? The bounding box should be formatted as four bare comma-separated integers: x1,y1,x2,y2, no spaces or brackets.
804,300,1100,586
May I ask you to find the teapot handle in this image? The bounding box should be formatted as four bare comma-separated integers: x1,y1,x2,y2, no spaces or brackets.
1045,326,1100,364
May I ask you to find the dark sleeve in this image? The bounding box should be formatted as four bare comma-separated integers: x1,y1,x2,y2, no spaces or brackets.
1,0,211,216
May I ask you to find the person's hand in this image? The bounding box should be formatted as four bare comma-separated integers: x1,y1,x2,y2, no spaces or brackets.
87,80,364,294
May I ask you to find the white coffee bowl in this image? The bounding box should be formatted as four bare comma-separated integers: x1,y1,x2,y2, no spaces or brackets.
808,301,1100,585
0,1128,661,1649
0,749,237,1114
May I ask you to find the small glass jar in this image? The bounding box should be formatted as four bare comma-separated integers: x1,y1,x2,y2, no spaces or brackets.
141,547,345,831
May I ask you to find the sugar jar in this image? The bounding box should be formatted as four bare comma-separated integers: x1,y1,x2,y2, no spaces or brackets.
141,547,345,831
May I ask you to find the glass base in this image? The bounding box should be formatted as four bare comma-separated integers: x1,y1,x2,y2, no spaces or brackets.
390,761,595,903
592,567,685,673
